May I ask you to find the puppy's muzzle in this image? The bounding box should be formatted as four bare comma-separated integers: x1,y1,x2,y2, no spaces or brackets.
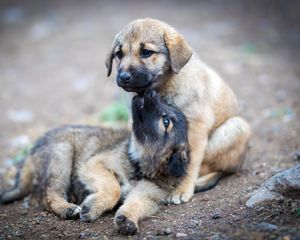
117,68,153,93
118,71,132,84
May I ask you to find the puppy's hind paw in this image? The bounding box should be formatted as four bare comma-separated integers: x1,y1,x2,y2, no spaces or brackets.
79,205,101,222
79,195,105,222
63,205,81,219
114,214,138,235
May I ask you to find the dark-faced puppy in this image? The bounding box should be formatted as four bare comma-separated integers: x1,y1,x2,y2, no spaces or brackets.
0,90,190,235
114,91,190,234
130,91,189,180
106,18,251,204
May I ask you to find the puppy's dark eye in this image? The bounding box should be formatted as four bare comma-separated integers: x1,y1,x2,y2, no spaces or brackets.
115,50,123,59
163,116,170,129
141,49,154,58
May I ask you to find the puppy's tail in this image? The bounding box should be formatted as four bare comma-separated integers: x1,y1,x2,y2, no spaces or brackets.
0,156,35,204
194,172,224,192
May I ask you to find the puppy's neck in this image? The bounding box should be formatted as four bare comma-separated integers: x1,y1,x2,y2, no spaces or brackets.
153,55,208,113
128,133,167,179
128,134,144,163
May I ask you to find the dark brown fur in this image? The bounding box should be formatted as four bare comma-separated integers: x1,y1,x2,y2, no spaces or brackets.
0,91,190,235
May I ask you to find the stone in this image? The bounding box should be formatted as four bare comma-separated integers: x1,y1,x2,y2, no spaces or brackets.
176,232,188,238
155,228,172,236
211,212,222,219
163,228,172,235
146,235,160,240
255,222,278,232
246,165,300,208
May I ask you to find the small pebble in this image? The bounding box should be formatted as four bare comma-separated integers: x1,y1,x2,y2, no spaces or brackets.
41,211,48,217
156,228,172,236
14,231,24,237
41,234,49,239
79,232,88,239
191,219,200,225
211,212,222,219
176,232,187,238
201,195,210,201
164,228,172,235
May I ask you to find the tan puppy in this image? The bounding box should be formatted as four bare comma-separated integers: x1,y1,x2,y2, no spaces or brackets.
0,91,190,235
106,18,251,204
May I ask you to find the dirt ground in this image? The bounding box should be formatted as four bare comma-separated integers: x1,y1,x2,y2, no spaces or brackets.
0,0,300,239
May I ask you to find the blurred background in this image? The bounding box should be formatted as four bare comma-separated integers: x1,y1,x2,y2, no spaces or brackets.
0,0,300,238
0,0,299,177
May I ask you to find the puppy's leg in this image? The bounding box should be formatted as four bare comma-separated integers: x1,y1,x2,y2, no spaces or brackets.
195,172,224,192
44,187,81,219
196,116,251,191
79,157,121,222
114,180,167,235
169,123,208,204
43,143,81,219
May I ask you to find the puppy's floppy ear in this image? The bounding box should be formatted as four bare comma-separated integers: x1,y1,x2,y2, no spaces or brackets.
105,33,121,77
105,51,114,77
168,145,190,178
163,28,193,74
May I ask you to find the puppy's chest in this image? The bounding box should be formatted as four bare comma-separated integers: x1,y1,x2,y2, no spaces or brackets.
161,92,204,120
152,175,181,192
128,159,182,192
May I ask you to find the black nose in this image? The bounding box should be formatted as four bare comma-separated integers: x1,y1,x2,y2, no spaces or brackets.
119,72,132,83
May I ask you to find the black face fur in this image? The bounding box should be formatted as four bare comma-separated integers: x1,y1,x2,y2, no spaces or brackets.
116,65,155,93
131,90,190,178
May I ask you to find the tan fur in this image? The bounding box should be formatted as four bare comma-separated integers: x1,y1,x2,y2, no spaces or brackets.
77,155,122,221
106,18,251,204
115,180,166,228
195,172,223,192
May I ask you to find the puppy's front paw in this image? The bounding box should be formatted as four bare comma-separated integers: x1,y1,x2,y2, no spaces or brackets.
114,214,138,235
168,188,194,205
63,205,81,219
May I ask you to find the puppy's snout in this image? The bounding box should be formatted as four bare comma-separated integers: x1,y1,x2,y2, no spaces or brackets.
119,72,132,84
